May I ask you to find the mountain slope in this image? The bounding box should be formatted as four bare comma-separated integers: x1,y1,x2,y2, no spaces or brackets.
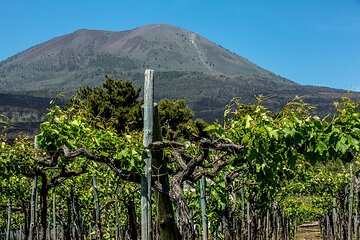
0,24,295,94
0,24,358,123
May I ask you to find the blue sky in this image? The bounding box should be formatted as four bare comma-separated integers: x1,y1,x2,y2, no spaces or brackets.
0,0,359,91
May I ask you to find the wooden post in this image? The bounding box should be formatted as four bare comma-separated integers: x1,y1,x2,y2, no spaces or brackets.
200,175,208,240
326,214,330,239
20,225,23,240
333,197,338,239
276,210,280,240
152,105,180,240
294,217,298,239
88,225,92,240
35,187,39,240
47,214,51,240
240,187,245,240
115,201,120,240
355,172,360,240
247,201,251,240
60,201,64,240
72,187,81,240
349,162,355,239
6,198,11,240
52,193,56,240
266,209,270,240
28,137,38,240
93,176,102,239
141,69,154,240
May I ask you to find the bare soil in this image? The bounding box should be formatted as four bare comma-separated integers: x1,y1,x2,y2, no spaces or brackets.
295,222,321,240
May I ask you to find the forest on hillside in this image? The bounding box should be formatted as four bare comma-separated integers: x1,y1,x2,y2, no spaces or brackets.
1,76,360,240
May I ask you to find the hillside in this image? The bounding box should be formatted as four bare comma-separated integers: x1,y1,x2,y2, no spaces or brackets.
0,24,359,124
0,24,295,93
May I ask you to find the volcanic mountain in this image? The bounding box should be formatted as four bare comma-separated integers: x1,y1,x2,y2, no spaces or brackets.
0,24,359,122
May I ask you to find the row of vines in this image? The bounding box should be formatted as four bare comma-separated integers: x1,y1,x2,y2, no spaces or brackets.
1,78,360,240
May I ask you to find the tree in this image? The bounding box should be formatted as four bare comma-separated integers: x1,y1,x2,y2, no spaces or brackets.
158,98,207,140
70,75,143,133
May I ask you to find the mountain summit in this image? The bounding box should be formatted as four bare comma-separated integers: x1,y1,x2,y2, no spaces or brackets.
0,24,358,121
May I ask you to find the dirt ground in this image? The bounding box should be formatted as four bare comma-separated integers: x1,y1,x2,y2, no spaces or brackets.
295,222,321,240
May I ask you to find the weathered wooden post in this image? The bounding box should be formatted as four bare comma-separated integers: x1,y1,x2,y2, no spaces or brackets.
141,69,154,240
6,198,11,240
28,137,38,240
52,193,56,240
355,172,360,240
20,225,23,240
240,186,245,239
349,162,355,239
266,208,270,240
152,105,180,239
200,173,208,240
114,201,120,240
333,197,338,239
93,176,102,239
247,200,251,240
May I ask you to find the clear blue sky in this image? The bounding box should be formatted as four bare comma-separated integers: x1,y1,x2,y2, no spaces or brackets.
1,0,359,91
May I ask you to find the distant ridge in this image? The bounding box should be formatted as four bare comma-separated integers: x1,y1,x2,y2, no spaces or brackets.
0,24,359,122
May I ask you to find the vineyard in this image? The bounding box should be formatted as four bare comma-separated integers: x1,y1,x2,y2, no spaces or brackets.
0,71,360,240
